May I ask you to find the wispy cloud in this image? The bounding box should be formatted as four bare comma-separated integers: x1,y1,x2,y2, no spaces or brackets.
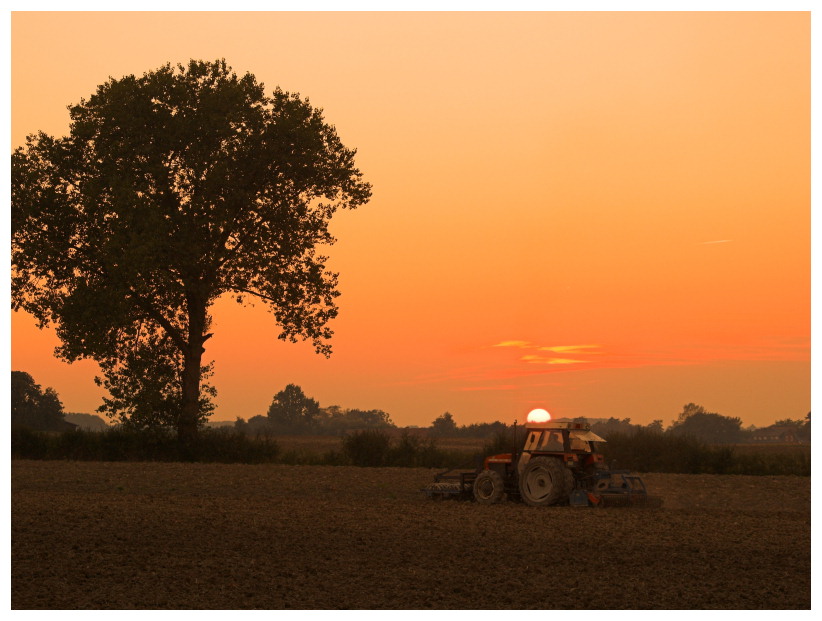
492,340,532,348
493,341,601,354
537,345,601,354
521,355,588,365
698,239,734,245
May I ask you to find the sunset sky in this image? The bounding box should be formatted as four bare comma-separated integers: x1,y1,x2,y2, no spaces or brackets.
9,11,811,428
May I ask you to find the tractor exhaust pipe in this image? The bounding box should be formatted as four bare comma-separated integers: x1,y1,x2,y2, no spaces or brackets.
511,419,518,466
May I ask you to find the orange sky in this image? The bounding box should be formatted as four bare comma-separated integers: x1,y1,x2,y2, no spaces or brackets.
10,11,810,428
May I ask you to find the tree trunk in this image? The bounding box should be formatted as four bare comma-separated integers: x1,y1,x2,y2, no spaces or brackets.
178,346,202,449
178,295,207,451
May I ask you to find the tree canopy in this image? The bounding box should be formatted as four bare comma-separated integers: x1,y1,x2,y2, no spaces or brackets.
12,60,371,443
430,412,457,436
11,371,73,431
668,403,742,444
266,384,321,430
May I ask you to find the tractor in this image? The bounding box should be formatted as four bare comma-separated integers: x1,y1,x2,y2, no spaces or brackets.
422,418,661,507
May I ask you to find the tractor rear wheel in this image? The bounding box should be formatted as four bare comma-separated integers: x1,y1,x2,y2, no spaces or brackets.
473,469,506,505
519,457,570,506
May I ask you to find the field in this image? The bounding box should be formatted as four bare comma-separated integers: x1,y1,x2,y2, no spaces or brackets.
12,460,810,609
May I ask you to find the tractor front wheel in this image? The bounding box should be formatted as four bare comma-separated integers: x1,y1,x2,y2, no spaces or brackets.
519,457,569,506
473,469,506,505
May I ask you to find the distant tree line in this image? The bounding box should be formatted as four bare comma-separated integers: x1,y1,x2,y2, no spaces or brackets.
9,372,811,475
234,384,395,436
429,411,508,438
577,403,811,444
11,371,810,448
232,391,511,438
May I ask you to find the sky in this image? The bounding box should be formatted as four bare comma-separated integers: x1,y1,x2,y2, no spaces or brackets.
9,10,811,428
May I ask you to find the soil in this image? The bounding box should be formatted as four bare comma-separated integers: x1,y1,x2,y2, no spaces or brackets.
11,460,810,609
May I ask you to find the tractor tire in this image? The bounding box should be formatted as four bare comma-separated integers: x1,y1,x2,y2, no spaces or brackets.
473,469,506,505
519,457,570,507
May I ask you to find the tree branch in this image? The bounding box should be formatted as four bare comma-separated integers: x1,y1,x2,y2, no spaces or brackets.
225,285,279,305
127,287,188,352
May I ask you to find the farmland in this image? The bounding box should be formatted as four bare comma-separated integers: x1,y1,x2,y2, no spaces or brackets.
11,460,810,609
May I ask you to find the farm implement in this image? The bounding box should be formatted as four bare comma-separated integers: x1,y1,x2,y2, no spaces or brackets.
423,416,662,508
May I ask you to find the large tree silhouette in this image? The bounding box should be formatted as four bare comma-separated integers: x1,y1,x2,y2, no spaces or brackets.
12,60,371,444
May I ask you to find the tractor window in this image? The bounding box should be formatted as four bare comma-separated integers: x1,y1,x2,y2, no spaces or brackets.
524,432,542,451
540,432,564,451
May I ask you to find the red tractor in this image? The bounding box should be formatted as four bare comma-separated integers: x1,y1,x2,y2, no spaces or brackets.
424,419,660,507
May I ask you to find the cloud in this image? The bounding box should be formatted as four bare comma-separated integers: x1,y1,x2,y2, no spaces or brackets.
521,355,588,365
698,239,734,245
493,341,601,354
492,342,601,366
492,340,532,348
537,345,601,354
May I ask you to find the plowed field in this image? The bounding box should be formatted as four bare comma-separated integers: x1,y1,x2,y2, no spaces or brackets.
11,461,810,609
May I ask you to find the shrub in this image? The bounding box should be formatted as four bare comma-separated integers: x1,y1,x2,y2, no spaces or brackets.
482,427,525,457
192,427,280,463
341,429,392,467
11,427,50,459
600,428,810,476
10,426,280,463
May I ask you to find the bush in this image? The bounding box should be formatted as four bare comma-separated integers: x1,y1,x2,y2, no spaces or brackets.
388,431,467,468
600,428,810,476
192,427,280,463
338,429,476,468
388,431,424,467
341,429,392,467
481,427,526,457
603,429,726,473
11,427,49,459
13,424,807,475
726,450,811,476
10,427,280,463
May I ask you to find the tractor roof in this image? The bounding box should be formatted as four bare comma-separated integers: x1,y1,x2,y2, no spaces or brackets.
524,421,590,431
523,421,607,442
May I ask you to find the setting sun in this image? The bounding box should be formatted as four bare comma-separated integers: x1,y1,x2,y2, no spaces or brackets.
527,408,552,423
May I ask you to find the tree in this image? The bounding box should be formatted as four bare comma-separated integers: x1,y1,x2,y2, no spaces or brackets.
267,384,321,431
12,60,371,444
346,408,393,428
645,419,665,433
11,371,72,431
590,417,637,438
668,403,742,444
431,411,457,436
773,414,811,443
315,405,394,435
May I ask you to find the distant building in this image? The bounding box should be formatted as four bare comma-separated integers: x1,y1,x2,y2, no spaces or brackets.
750,425,801,443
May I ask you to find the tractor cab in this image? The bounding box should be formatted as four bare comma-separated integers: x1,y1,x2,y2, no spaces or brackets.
515,421,607,475
522,421,606,453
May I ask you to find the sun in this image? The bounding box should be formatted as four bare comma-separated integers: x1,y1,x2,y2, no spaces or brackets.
526,408,551,423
